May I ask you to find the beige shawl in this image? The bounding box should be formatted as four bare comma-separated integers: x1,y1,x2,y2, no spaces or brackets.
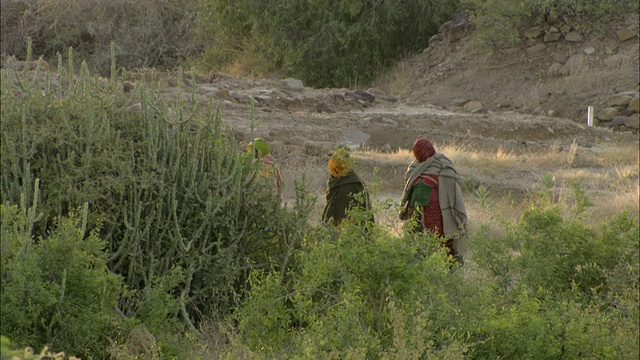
400,153,468,238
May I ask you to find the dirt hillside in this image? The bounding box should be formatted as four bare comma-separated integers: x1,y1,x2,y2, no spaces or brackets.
142,17,635,197
9,14,635,215
383,14,640,125
114,14,640,211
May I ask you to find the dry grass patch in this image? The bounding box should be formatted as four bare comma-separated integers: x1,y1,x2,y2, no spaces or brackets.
372,59,413,97
584,189,639,223
523,145,571,170
597,143,639,166
281,141,638,230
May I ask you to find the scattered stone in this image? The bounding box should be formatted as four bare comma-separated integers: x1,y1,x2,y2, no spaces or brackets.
564,31,583,42
439,12,475,43
316,102,336,113
527,43,546,54
197,86,218,94
229,91,251,104
343,129,371,150
597,107,620,121
607,94,633,107
584,47,596,55
428,34,443,45
543,32,562,42
252,95,272,106
626,114,640,129
281,78,304,90
331,93,346,102
463,100,484,113
377,95,398,103
552,52,567,64
621,108,637,116
495,102,511,108
213,89,237,103
276,96,302,108
524,26,544,40
367,87,386,96
547,109,556,116
345,90,375,103
544,27,561,42
616,27,638,42
606,116,630,130
628,96,639,112
559,54,586,76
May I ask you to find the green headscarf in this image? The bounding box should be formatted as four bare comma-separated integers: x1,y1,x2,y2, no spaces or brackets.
247,138,270,157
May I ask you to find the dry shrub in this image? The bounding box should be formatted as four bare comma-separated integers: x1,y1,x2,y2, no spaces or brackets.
110,326,159,360
1,0,200,74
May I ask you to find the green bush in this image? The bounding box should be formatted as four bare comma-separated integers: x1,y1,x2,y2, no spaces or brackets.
1,199,127,359
468,186,639,358
228,206,473,358
198,0,461,87
228,189,638,358
463,0,640,48
0,55,314,337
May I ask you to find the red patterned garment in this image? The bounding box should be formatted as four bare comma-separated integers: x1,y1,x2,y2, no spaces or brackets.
411,175,457,259
411,175,444,236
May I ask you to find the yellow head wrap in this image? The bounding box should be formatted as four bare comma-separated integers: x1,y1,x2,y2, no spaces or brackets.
328,148,351,177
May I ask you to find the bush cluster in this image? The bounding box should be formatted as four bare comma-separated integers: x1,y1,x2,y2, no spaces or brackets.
222,200,639,358
1,0,201,74
464,0,640,47
1,56,314,356
198,0,461,87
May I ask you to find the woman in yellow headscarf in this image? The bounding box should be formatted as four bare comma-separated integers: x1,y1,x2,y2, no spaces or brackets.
322,147,374,227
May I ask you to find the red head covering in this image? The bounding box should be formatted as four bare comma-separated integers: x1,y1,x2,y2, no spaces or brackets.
412,138,436,163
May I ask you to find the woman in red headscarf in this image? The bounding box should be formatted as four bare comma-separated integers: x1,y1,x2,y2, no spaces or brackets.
399,138,467,263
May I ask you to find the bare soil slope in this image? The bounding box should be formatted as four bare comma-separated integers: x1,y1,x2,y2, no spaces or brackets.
381,15,640,123
124,16,639,217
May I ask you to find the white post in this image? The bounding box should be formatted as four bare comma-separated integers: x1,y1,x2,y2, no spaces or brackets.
587,106,594,127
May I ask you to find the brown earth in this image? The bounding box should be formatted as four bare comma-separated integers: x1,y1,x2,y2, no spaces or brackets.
137,16,639,207
8,15,637,215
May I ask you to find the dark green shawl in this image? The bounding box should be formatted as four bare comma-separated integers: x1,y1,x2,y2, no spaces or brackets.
322,171,374,226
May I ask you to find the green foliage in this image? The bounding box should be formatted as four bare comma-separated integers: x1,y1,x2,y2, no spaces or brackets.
228,184,638,358
229,208,472,358
1,53,314,347
1,198,126,359
463,0,640,47
199,0,461,87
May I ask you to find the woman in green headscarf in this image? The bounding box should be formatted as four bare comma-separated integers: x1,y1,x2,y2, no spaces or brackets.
247,138,283,195
322,147,374,227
